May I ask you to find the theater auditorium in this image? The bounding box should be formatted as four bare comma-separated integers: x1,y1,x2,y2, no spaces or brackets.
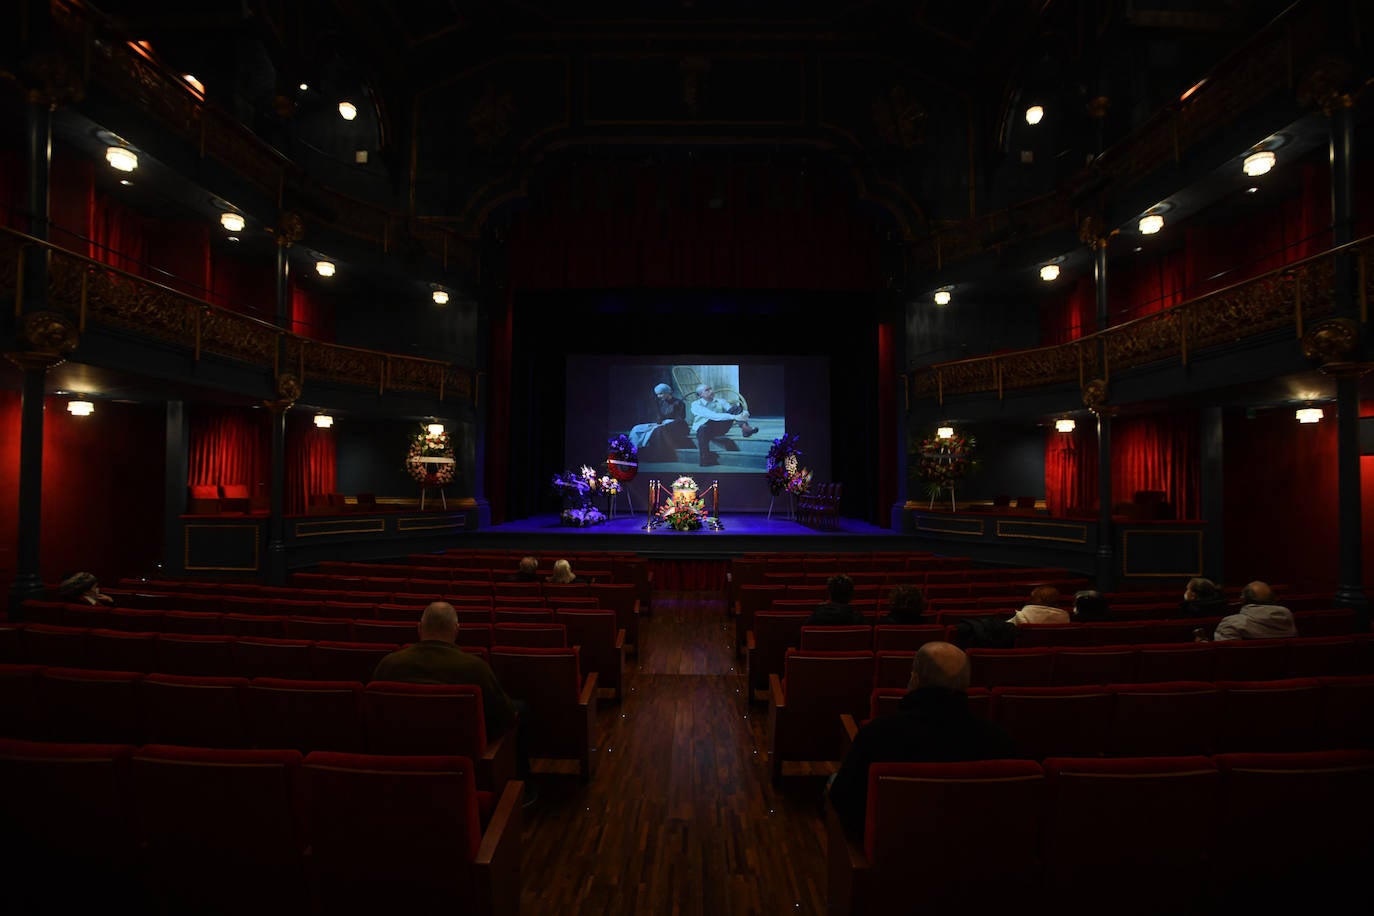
2,1,1373,914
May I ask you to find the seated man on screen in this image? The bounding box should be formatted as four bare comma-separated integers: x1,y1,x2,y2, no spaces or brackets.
690,383,758,467
628,383,689,459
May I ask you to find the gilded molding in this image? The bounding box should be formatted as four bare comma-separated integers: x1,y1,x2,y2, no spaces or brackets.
1301,318,1358,366
1082,378,1108,414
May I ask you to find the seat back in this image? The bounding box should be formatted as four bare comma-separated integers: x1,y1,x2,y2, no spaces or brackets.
1211,639,1290,681
799,625,872,652
1106,681,1220,757
244,677,364,752
310,641,396,682
153,633,238,676
360,681,488,756
492,622,567,648
1216,678,1323,752
1050,646,1137,686
1135,641,1215,683
991,686,1113,759
39,667,144,744
967,648,1053,688
872,624,945,652
1318,674,1374,749
140,673,250,747
554,608,623,695
489,646,584,756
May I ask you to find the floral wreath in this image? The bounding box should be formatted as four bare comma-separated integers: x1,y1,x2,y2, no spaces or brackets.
606,433,639,482
552,464,619,526
918,430,976,489
765,433,812,496
406,426,456,486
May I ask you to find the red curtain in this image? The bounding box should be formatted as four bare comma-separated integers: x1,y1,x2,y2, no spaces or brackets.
291,280,336,341
146,220,211,299
210,247,276,320
285,415,337,514
91,191,150,275
1044,425,1098,517
1040,275,1096,345
1111,413,1200,519
188,405,270,494
486,290,513,525
49,153,95,256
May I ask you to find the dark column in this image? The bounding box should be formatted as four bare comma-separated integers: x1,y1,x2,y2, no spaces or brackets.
1199,407,1224,583
6,101,55,614
1328,102,1367,614
1092,237,1114,590
265,240,292,585
163,400,188,576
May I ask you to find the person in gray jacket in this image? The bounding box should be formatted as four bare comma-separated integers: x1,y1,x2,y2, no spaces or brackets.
1211,581,1296,640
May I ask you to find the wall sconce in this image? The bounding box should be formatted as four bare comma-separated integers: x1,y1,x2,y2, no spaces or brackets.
315,260,335,277
1025,105,1044,125
1243,150,1275,177
314,414,334,428
432,289,449,305
338,101,357,120
1139,214,1164,235
1295,407,1323,424
220,212,245,232
1055,418,1076,433
105,146,138,172
933,289,951,306
1040,264,1060,282
937,426,954,439
427,423,445,436
67,400,94,416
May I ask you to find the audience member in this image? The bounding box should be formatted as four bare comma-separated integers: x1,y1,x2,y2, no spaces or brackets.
807,574,865,626
1211,580,1296,641
548,558,589,584
370,602,533,799
1180,577,1227,617
57,571,115,606
1071,589,1110,621
1007,585,1069,625
828,642,1014,838
513,556,540,582
879,584,927,625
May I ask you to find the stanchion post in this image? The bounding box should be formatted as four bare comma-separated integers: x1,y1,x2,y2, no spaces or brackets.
713,480,718,518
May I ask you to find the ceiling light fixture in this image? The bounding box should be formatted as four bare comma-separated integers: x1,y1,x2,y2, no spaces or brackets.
1295,407,1323,424
315,260,335,277
338,101,357,120
299,82,309,91
119,179,132,186
1139,214,1164,235
432,289,449,305
1243,150,1276,177
1040,264,1060,282
105,146,138,172
933,289,951,306
314,414,334,429
937,426,954,439
182,74,204,96
219,212,245,232
427,423,445,436
1055,418,1076,433
1025,105,1044,125
67,400,94,417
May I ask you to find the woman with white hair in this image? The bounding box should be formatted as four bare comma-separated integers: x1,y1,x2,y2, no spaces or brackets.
627,382,688,457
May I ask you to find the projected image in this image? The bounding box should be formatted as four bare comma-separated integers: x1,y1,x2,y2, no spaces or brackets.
611,364,785,473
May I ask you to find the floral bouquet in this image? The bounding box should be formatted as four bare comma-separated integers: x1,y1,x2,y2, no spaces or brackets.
918,430,978,496
658,488,707,531
561,505,608,527
599,476,622,496
607,434,639,481
406,425,456,485
672,476,698,492
766,433,810,497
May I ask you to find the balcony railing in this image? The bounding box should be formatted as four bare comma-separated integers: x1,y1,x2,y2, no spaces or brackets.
910,236,1372,405
2,228,474,404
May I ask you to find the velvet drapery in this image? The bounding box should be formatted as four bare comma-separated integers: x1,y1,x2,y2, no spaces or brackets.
1044,424,1099,517
1043,413,1199,519
285,415,337,515
187,406,270,494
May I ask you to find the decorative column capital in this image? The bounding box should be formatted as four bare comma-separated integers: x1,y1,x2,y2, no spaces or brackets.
1082,378,1109,415
262,372,302,414
1297,55,1356,116
1301,317,1365,377
275,212,305,248
18,49,86,109
4,311,78,370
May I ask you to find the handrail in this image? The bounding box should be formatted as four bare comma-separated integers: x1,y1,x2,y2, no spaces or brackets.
0,226,473,405
911,233,1373,404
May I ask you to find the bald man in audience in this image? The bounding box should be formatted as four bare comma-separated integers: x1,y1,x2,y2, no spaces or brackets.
828,641,1014,839
372,601,518,740
1211,580,1296,641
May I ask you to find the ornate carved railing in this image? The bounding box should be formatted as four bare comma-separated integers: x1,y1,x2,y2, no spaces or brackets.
48,0,477,274
2,228,475,404
911,236,1372,404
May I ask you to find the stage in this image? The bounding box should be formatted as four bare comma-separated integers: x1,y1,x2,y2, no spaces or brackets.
465,512,906,558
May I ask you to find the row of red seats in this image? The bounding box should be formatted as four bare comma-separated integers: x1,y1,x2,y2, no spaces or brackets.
14,609,629,703
0,739,522,916
827,749,1374,916
745,628,1374,698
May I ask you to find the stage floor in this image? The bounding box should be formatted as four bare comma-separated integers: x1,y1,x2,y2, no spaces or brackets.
463,512,906,558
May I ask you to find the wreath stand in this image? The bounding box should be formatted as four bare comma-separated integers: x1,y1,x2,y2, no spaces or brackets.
767,492,796,521
417,456,454,510
922,448,962,512
928,484,956,513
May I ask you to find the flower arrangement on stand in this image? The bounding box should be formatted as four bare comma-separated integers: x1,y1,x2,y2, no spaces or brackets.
918,430,977,498
766,433,812,496
658,476,708,531
552,464,612,526
606,434,639,482
406,426,456,486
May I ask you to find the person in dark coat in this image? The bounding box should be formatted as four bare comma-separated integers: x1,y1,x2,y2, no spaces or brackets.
828,641,1014,838
1180,577,1227,617
807,574,865,626
1071,589,1110,621
879,584,927,625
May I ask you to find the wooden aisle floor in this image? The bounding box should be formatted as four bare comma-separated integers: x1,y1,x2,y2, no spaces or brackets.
518,593,832,915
